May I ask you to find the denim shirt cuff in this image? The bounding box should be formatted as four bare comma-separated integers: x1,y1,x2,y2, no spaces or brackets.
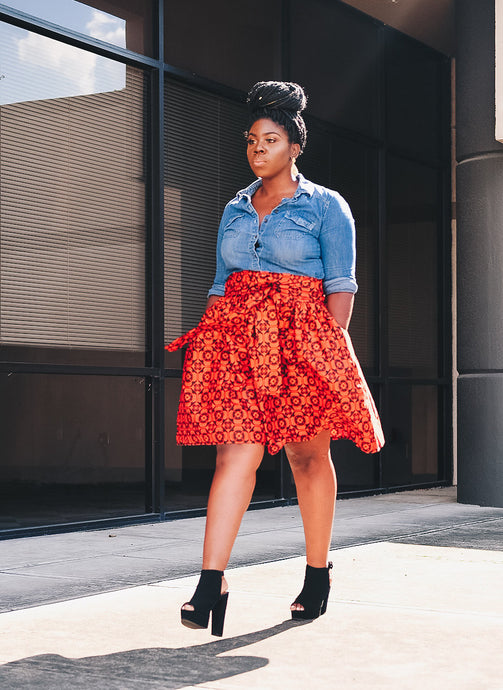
208,284,226,298
323,276,358,295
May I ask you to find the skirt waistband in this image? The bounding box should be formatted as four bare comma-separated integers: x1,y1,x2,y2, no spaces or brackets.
224,270,324,303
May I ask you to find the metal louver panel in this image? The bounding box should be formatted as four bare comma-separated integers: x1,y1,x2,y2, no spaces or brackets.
164,79,251,341
0,66,147,351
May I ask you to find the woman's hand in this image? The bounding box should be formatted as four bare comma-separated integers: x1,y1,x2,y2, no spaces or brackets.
206,295,221,311
326,292,354,330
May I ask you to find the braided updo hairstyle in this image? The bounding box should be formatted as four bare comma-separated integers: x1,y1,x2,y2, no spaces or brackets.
246,81,308,154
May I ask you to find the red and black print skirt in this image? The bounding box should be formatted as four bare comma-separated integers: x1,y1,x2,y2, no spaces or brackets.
166,270,384,455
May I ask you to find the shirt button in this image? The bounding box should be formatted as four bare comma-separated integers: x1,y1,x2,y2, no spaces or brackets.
273,209,278,214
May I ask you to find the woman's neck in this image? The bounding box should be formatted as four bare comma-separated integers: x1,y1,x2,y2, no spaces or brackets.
258,167,299,199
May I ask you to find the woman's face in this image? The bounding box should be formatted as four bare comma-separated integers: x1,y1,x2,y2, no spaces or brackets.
246,118,300,179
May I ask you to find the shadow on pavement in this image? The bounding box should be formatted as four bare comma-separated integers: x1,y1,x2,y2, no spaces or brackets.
0,619,309,689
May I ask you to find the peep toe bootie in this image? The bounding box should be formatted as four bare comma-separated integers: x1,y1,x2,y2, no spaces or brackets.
291,562,333,620
180,569,228,637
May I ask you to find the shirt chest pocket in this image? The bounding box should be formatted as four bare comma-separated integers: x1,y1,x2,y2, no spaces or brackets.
274,210,318,239
223,213,248,235
220,212,252,265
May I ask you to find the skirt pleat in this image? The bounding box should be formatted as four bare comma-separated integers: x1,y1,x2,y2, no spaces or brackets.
166,270,384,454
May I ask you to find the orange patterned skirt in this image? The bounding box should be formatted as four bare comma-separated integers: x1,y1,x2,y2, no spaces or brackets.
166,270,384,455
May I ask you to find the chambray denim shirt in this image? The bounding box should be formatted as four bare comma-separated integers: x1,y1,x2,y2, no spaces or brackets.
208,173,358,297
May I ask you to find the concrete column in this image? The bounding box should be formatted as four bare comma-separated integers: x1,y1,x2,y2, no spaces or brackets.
456,0,503,506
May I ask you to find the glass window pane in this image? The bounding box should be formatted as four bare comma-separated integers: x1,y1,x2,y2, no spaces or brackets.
299,128,379,374
3,0,154,56
332,137,378,374
290,0,380,137
387,155,439,378
164,0,281,91
0,22,147,366
0,373,146,530
383,384,439,487
386,33,443,162
164,376,188,509
300,118,331,188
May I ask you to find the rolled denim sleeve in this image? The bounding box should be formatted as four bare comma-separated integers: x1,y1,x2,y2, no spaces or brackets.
208,205,234,297
319,192,358,295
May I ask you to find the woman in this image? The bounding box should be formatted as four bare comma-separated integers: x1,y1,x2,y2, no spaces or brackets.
166,81,384,637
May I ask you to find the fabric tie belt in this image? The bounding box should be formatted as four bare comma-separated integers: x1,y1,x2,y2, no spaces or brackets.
166,271,325,397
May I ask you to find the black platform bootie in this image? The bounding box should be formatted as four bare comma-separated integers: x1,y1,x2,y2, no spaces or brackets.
181,569,228,637
291,562,333,620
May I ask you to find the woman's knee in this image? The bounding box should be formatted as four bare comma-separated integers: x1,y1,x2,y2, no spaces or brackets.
285,447,319,474
285,433,332,474
215,443,264,474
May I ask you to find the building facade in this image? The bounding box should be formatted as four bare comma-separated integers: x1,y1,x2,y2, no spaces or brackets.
0,0,454,536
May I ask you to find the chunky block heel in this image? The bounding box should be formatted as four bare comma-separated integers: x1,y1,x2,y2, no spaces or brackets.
291,562,333,620
181,569,228,637
210,591,229,636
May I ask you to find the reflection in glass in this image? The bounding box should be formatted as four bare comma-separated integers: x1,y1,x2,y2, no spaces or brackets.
300,123,378,373
386,33,444,162
332,137,378,374
164,0,281,91
384,384,439,486
0,21,147,361
2,0,153,56
290,0,380,137
0,21,125,104
0,373,146,529
387,156,439,377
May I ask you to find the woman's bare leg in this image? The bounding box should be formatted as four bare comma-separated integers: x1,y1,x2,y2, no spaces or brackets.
284,430,336,611
182,443,264,610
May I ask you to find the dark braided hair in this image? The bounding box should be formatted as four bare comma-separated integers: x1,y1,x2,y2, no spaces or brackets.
246,81,308,154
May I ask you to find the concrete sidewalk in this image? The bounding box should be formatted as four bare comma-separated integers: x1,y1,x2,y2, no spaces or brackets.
0,487,502,689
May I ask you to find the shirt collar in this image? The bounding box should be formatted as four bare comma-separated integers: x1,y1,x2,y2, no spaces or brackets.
236,172,315,202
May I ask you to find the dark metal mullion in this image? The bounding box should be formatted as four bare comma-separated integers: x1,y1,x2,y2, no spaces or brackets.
163,368,183,377
438,160,451,483
376,25,388,491
338,374,452,386
281,0,291,81
144,64,156,514
0,363,157,377
0,513,161,541
147,1,166,516
337,479,451,499
386,377,451,386
439,56,454,483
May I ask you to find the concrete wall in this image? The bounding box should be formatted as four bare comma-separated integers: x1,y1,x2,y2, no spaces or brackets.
456,0,503,506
